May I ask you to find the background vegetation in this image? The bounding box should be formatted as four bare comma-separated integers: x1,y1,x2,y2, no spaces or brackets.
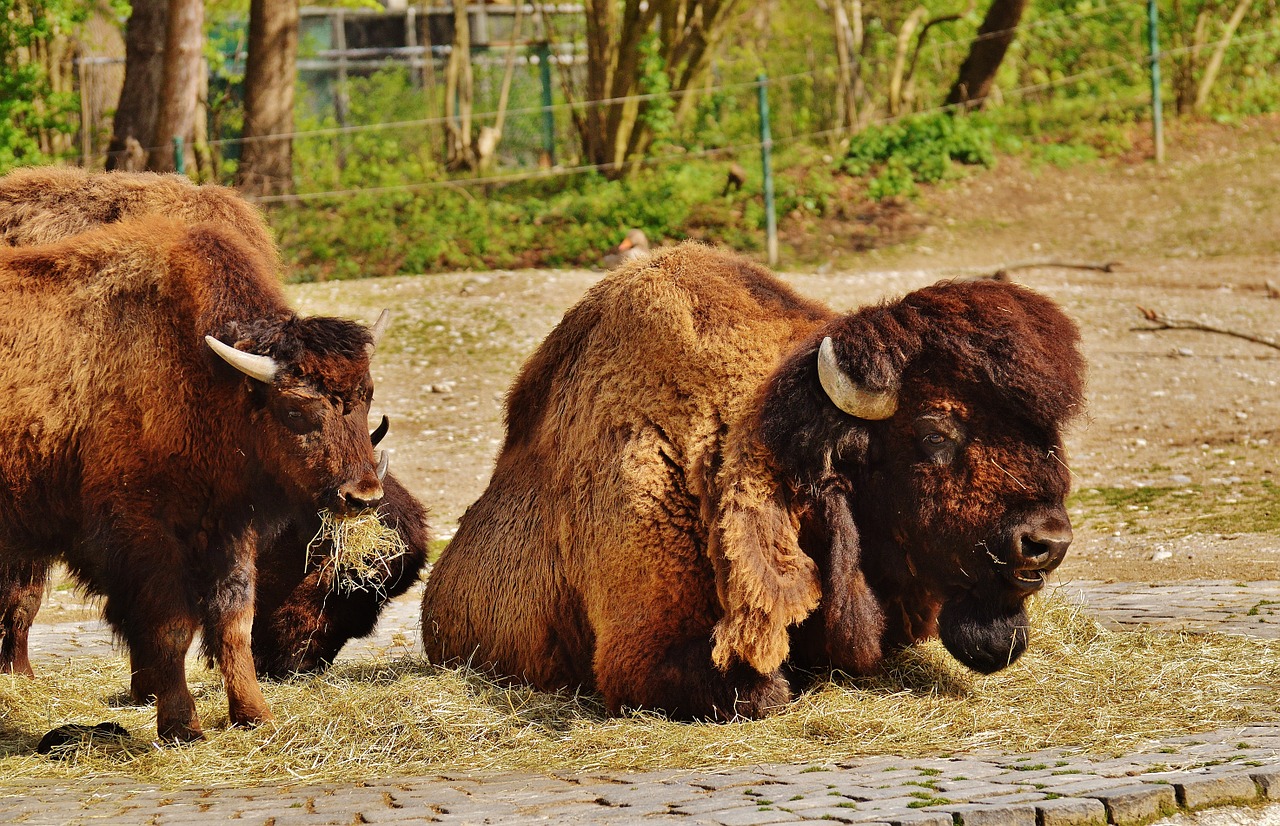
4,0,1280,277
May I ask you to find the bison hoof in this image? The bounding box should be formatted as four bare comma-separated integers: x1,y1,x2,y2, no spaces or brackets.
229,706,274,728
733,672,792,719
157,718,204,743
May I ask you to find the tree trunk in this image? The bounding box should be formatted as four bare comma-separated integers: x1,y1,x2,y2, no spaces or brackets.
107,0,166,171
147,0,203,173
826,0,861,132
889,6,927,116
237,0,299,196
945,0,1028,110
444,0,475,171
1195,0,1253,113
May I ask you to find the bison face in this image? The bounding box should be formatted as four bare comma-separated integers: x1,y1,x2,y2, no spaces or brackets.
757,280,1084,677
207,311,391,516
866,385,1074,673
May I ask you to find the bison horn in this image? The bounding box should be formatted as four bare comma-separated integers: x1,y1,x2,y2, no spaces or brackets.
816,336,897,420
375,450,390,482
205,336,279,384
370,414,390,446
369,309,391,352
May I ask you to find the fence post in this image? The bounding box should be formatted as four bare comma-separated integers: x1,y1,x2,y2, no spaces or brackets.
1148,0,1165,163
537,42,556,168
757,73,778,267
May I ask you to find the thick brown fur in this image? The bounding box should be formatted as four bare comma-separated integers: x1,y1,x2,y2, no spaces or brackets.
0,166,279,268
422,242,1085,720
0,167,430,682
0,216,388,740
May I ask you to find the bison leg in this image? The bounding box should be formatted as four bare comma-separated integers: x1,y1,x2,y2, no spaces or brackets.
0,557,47,677
127,614,202,741
203,555,272,727
595,632,791,721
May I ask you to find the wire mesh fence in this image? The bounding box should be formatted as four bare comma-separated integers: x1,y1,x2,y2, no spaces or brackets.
63,0,1280,200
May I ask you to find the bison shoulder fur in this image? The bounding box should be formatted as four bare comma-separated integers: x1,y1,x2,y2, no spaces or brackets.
422,242,1085,720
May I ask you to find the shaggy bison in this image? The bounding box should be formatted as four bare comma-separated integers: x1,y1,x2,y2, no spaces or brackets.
421,243,1084,720
0,167,430,682
0,215,389,740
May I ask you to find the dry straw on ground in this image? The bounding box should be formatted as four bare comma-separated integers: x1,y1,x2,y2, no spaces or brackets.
2,593,1278,787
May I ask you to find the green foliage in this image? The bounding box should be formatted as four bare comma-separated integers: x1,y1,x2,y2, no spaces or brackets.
269,161,756,280
0,0,88,174
841,113,996,200
637,33,676,146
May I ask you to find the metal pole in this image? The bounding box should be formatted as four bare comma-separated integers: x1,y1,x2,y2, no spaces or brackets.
173,136,185,175
757,73,778,267
537,42,555,167
1148,0,1165,164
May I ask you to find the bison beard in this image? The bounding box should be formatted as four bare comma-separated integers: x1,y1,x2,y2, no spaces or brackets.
0,168,430,686
422,242,1085,720
937,597,1030,674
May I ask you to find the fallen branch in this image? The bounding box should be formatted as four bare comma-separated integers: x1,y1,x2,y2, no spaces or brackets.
991,260,1121,280
1135,306,1280,352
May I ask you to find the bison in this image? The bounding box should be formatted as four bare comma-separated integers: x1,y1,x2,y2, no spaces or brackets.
0,166,430,682
421,243,1085,720
0,214,390,740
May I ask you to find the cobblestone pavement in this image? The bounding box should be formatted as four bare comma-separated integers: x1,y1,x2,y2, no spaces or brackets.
8,580,1280,826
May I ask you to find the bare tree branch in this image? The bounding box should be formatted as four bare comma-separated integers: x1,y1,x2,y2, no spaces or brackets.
989,260,1121,278
1135,307,1280,352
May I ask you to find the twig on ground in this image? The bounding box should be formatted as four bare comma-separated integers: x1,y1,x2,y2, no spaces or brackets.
987,260,1121,281
1135,306,1280,352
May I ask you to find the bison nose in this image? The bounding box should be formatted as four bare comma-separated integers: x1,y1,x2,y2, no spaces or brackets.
337,479,384,513
1014,524,1073,569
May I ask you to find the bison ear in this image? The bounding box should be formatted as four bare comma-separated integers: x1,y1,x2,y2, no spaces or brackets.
709,439,821,675
815,483,885,674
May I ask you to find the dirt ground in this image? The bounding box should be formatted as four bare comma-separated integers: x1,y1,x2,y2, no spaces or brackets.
33,117,1280,624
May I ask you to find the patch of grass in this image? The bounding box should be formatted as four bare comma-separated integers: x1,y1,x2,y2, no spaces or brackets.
907,792,953,808
5,595,1280,788
1070,481,1280,537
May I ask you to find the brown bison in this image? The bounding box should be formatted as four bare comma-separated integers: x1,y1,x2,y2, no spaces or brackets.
0,215,390,740
0,167,430,682
421,243,1084,720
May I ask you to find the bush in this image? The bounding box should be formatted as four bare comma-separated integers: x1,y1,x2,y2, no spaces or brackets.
840,112,997,200
269,161,758,280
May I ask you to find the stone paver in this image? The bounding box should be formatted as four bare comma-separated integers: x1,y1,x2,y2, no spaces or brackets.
11,579,1280,825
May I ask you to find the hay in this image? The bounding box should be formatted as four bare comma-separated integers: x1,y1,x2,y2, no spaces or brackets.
308,508,408,594
2,592,1279,787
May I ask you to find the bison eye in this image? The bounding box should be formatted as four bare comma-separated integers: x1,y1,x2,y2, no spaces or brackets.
278,396,325,434
913,414,963,464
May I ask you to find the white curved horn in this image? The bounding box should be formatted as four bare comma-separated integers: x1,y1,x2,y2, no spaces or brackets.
369,309,391,351
205,336,278,384
375,450,390,482
816,336,898,420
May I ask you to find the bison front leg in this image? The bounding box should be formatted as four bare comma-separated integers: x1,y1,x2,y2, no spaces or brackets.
0,557,47,676
124,612,202,741
595,631,791,721
203,549,272,728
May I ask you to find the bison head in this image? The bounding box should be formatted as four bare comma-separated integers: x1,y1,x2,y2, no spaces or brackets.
206,309,392,516
750,280,1084,676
